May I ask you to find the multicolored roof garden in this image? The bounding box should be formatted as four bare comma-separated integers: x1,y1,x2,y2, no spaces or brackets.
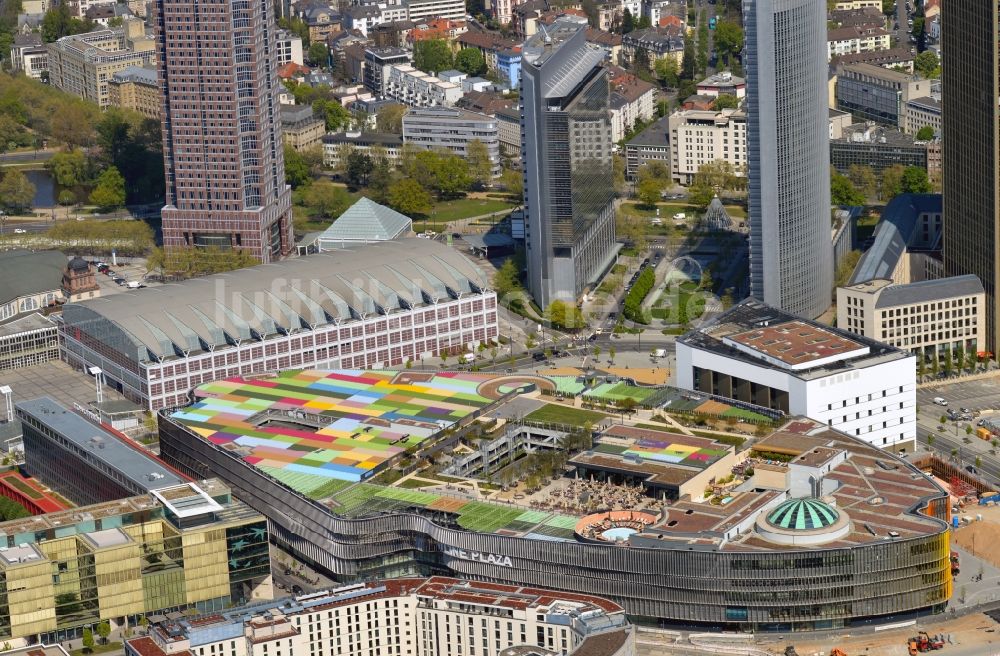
170,370,496,487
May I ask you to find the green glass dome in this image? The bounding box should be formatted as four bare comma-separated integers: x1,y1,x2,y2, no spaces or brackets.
766,498,840,531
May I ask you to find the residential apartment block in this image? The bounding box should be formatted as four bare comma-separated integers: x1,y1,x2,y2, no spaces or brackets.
827,25,891,61
9,34,47,80
125,578,632,656
621,26,683,70
835,63,931,128
385,64,463,107
406,0,465,22
107,65,160,119
362,47,411,97
46,19,155,108
624,114,669,180
0,470,269,642
280,104,325,151
608,65,656,143
495,106,520,159
838,276,985,360
668,108,746,185
402,107,501,176
274,29,303,66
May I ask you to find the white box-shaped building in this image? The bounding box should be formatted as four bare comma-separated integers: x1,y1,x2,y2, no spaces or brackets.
676,299,916,452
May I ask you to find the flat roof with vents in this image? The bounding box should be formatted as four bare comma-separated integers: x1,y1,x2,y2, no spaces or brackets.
723,320,869,370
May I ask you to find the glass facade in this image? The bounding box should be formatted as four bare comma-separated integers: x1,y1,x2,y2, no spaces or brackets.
745,0,833,319
0,485,268,642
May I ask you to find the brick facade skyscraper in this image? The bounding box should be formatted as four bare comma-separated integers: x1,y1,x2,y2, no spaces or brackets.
153,0,292,261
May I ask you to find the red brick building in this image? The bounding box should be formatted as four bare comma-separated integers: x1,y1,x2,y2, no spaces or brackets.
153,0,294,261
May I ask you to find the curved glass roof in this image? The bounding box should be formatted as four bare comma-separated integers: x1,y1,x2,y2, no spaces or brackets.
766,498,840,531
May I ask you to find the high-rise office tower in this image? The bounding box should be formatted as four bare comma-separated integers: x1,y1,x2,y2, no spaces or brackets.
942,4,998,351
744,0,832,319
521,20,617,308
153,0,292,261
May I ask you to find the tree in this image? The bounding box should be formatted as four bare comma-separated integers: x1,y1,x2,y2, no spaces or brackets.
609,346,616,363
636,177,662,207
47,149,89,187
915,126,935,141
58,189,76,206
900,166,932,193
712,93,739,110
834,250,861,288
96,620,111,645
345,151,374,188
410,150,471,198
0,169,35,212
500,168,522,197
307,42,328,67
41,2,91,42
879,164,905,200
621,7,634,33
612,153,626,194
283,144,311,188
375,104,406,134
301,180,351,218
831,171,865,206
455,47,486,76
493,257,523,304
387,178,432,216
713,20,743,64
654,56,679,88
467,139,493,186
637,160,670,184
914,50,940,79
413,39,453,74
82,628,95,653
688,177,714,209
847,164,878,200
545,300,584,331
312,98,351,131
88,166,126,211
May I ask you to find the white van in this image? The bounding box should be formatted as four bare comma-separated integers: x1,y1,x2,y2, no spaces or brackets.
672,213,686,221
933,397,948,406
460,353,475,364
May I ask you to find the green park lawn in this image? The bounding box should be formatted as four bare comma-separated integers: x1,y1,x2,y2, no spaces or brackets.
525,404,607,428
416,197,517,226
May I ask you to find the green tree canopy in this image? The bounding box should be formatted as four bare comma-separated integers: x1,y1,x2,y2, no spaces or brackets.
409,150,471,198
0,168,35,211
88,166,126,211
454,48,486,76
545,300,584,331
387,178,432,216
301,180,351,218
831,171,865,206
713,20,743,62
915,126,935,141
283,144,311,188
375,104,406,134
847,164,878,200
41,2,92,42
900,166,932,193
493,257,523,304
713,93,739,110
500,168,522,197
654,56,679,87
879,164,905,200
636,176,663,207
47,149,89,187
413,39,453,74
307,42,328,67
636,160,670,183
914,50,940,79
466,139,493,186
312,98,351,131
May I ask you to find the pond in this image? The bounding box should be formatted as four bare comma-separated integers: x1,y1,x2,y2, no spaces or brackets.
24,169,56,207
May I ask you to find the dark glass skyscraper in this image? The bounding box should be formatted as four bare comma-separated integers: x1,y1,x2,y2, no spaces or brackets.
153,0,292,261
521,20,617,308
941,2,999,351
744,0,832,319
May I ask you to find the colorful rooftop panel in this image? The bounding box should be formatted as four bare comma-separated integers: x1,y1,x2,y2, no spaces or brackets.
170,370,494,484
622,438,728,469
